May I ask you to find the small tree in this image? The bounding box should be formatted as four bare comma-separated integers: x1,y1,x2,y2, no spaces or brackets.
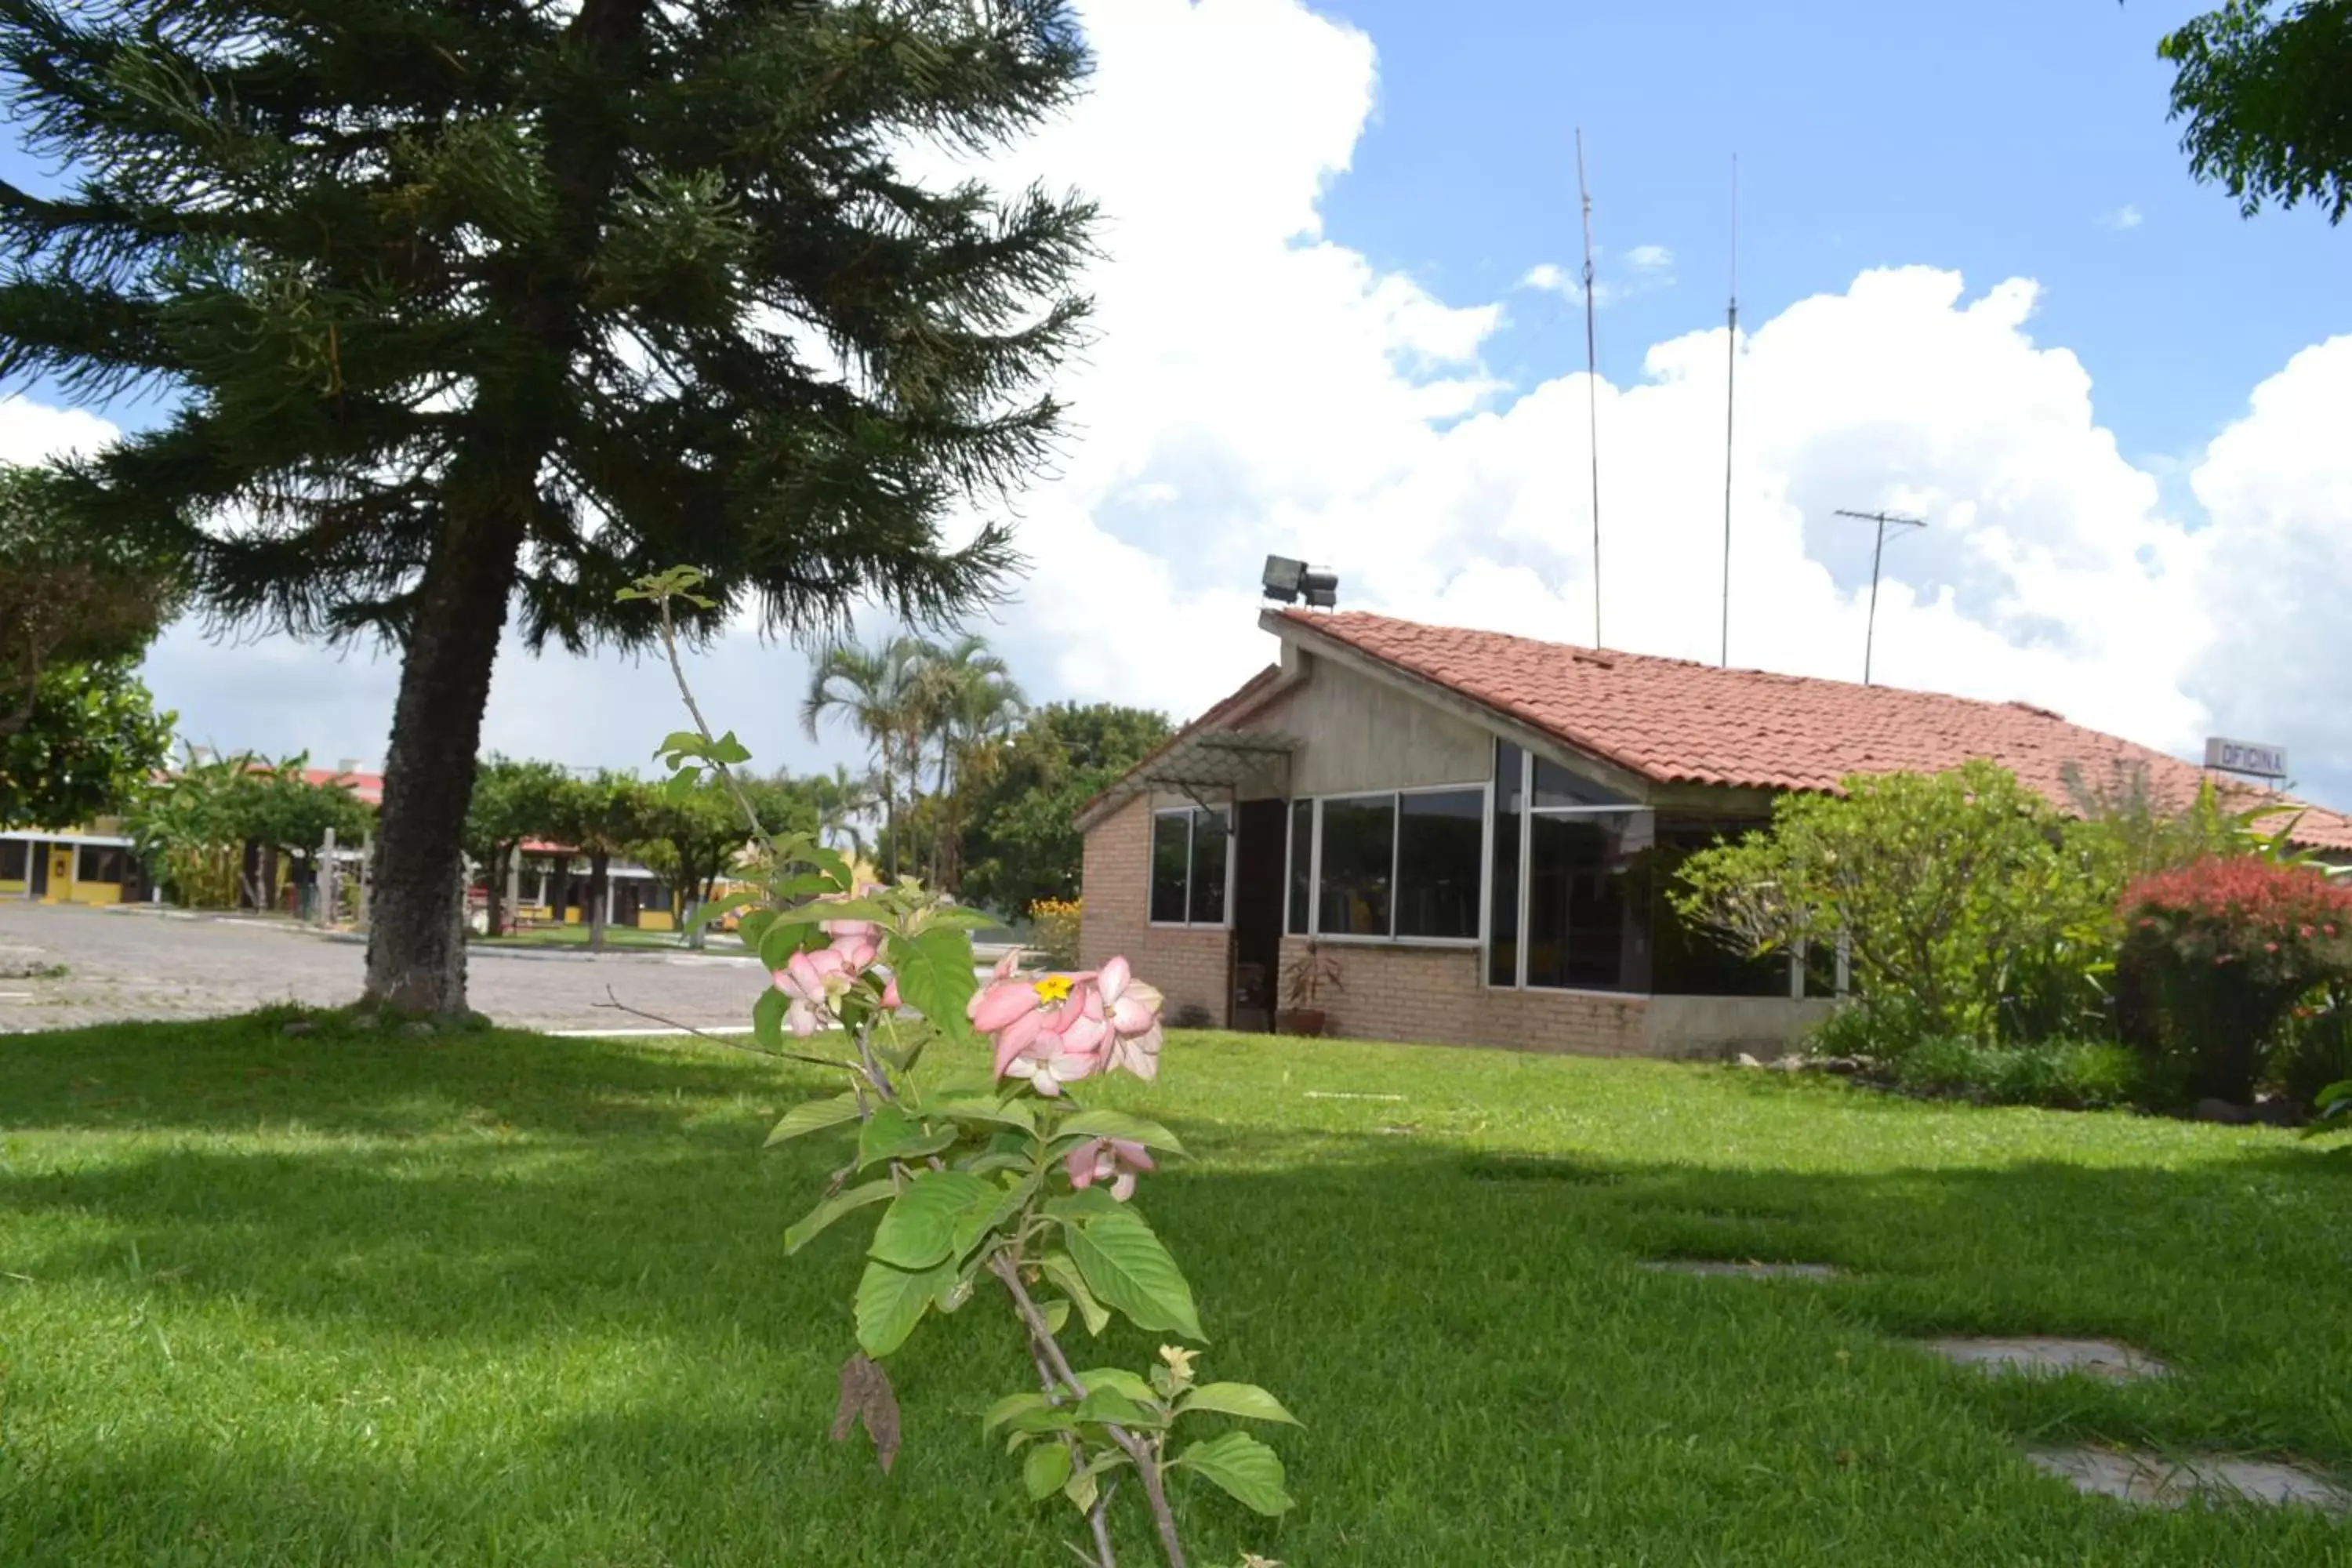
0,465,176,745
463,757,571,938
127,746,256,908
549,772,656,953
639,782,753,949
0,658,172,832
1674,760,2115,1047
232,756,374,913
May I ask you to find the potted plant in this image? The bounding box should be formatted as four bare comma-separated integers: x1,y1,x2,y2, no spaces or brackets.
1279,940,1344,1036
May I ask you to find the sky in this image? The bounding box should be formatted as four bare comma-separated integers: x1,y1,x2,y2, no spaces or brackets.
5,1,2350,804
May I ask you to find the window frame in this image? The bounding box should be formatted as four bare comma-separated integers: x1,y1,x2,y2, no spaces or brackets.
1485,742,1658,996
1290,782,1490,949
1145,803,1236,931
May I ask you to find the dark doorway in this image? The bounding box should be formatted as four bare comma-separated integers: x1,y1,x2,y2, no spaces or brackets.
28,842,49,898
1230,798,1288,1032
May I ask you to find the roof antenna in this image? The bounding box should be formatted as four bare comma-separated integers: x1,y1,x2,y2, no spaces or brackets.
1719,154,1738,670
1835,508,1927,685
1577,128,1602,649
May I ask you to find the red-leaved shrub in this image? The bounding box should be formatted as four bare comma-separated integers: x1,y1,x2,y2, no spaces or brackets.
2117,857,2352,1103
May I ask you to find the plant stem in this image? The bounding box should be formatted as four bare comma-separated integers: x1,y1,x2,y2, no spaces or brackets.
652,590,768,841
1088,1478,1121,1568
989,1253,1189,1568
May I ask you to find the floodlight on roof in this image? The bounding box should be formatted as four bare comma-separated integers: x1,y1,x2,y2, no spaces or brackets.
1261,554,1339,608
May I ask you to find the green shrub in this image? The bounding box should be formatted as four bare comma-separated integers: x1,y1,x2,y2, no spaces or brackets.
2271,980,2352,1106
2117,857,2352,1104
1890,1037,2147,1110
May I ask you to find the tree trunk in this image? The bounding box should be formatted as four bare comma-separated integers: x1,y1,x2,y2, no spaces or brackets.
364,499,524,1014
587,850,611,953
485,841,508,938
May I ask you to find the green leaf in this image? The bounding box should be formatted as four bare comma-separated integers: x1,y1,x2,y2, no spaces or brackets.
890,925,981,1043
869,1171,995,1270
684,888,760,935
765,1091,860,1146
1043,1186,1129,1225
758,917,819,972
935,1095,1037,1134
1179,1383,1301,1425
1174,1430,1294,1515
1075,1367,1163,1403
952,1174,1037,1258
1039,1251,1110,1337
1042,1298,1072,1335
1074,1386,1166,1428
708,729,753,765
1022,1439,1073,1501
739,908,777,949
854,1257,953,1359
982,1392,1051,1435
1065,1465,1099,1514
751,985,789,1049
857,1105,956,1171
1056,1109,1186,1156
1065,1212,1204,1341
922,905,1004,931
784,1179,894,1254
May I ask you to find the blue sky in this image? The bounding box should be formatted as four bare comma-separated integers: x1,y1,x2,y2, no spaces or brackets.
1311,0,2342,470
5,0,2349,802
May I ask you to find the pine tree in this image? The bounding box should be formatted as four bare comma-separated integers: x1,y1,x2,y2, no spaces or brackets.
0,0,1093,1011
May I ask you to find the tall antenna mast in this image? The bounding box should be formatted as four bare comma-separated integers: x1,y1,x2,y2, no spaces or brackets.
1719,153,1738,669
1835,507,1927,685
1576,128,1602,648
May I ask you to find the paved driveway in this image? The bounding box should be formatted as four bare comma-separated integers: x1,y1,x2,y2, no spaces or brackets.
0,902,773,1034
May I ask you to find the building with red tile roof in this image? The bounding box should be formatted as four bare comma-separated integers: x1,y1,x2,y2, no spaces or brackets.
1074,608,2346,1062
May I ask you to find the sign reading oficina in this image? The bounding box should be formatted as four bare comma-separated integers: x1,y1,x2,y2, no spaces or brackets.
2205,736,2289,779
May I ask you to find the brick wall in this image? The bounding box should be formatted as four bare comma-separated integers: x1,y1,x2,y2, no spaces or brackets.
1277,935,1652,1055
1080,797,1232,1025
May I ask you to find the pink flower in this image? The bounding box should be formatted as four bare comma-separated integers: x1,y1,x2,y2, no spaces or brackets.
773,946,859,1037
879,973,902,1011
972,956,1111,1095
1065,1137,1155,1202
1097,956,1165,1082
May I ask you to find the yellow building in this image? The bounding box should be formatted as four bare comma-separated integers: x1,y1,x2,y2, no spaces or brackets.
1,823,140,906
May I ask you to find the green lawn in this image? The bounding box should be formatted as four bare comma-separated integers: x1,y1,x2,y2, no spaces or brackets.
470,924,731,952
1,1018,2347,1566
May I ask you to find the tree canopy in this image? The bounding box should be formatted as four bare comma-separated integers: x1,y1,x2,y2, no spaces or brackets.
2161,0,2352,223
957,702,1173,917
0,463,177,744
0,0,1095,1011
0,656,172,831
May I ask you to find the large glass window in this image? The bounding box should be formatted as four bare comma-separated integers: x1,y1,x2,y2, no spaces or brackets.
0,840,25,881
1316,795,1393,936
1150,807,1229,927
1488,745,1522,985
1149,811,1191,923
1525,811,1652,990
77,845,127,884
1287,799,1312,935
1487,738,1653,993
1396,791,1483,939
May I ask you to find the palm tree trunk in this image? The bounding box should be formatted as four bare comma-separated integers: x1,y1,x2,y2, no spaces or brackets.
587,850,611,953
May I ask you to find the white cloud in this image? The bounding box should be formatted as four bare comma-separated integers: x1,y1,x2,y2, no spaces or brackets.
0,0,2325,808
2100,205,2145,231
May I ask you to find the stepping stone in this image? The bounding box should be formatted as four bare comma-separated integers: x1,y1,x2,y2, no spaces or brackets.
1639,1259,1839,1280
1919,1337,2168,1382
2027,1446,2350,1515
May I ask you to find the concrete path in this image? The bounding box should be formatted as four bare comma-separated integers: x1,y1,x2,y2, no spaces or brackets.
0,902,773,1034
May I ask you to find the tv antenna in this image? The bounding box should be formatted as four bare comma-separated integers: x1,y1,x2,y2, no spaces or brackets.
1719,153,1738,669
1835,508,1926,685
1577,127,1602,650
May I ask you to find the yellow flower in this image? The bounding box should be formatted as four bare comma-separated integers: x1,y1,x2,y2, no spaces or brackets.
1158,1344,1198,1383
1033,974,1074,1005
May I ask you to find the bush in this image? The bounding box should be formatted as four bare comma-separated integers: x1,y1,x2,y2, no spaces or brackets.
1889,1037,2147,1109
2272,980,2352,1107
2117,857,2352,1104
1025,896,1081,969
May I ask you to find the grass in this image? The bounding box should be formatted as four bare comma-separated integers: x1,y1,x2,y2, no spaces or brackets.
2,1018,2349,1566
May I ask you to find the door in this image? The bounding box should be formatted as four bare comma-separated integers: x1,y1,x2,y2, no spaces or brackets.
1229,798,1289,1033
44,846,71,902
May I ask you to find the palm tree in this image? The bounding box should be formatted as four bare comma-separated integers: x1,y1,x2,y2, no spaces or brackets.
916,633,1026,890
801,636,931,880
810,763,880,863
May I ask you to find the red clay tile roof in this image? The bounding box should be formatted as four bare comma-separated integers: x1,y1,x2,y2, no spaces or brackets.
1281,610,2352,851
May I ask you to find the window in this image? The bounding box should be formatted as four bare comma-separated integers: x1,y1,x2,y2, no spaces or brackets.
0,840,25,881
1297,787,1484,942
1487,745,1522,985
1487,739,1653,993
1287,799,1312,935
1149,807,1229,927
1396,791,1483,939
76,845,127,884
1316,796,1392,936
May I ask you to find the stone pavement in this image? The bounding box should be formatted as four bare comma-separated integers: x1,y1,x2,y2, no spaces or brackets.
0,902,772,1034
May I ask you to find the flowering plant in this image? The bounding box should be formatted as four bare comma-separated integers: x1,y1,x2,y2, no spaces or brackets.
626,569,1293,1568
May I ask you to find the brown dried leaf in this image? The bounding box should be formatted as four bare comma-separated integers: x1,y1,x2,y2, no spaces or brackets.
829,1352,902,1475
